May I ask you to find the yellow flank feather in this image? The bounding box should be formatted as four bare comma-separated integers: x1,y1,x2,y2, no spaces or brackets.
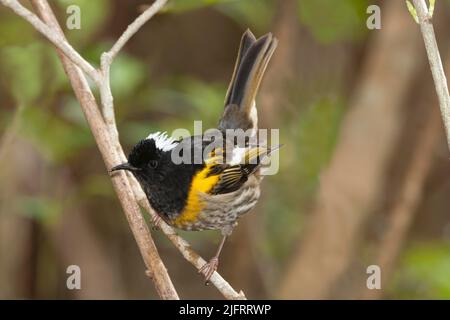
205,147,224,165
173,165,220,227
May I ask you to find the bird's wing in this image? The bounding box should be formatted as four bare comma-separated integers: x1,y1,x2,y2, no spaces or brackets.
204,145,278,195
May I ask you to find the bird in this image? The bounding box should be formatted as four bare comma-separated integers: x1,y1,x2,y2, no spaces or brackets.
111,29,278,283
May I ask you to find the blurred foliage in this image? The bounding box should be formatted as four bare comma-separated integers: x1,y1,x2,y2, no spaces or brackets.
110,54,148,99
0,14,35,47
1,44,46,104
216,0,275,32
0,41,67,106
56,0,111,47
297,97,343,193
391,243,450,299
297,0,369,44
19,106,92,163
165,0,234,13
157,76,225,125
80,174,116,198
18,195,62,225
118,76,225,145
167,0,274,32
0,39,91,164
264,97,343,262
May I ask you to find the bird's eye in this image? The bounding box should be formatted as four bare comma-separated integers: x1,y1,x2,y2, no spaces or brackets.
149,160,158,169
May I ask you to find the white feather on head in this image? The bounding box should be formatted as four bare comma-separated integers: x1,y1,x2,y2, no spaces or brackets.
146,131,178,151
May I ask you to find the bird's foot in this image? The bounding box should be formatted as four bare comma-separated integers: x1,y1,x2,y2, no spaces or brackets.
151,214,162,231
199,257,219,285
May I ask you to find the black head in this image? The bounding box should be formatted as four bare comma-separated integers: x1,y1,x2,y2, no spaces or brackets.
110,135,192,219
111,139,161,175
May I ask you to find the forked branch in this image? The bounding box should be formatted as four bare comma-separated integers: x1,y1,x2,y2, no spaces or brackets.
1,0,245,299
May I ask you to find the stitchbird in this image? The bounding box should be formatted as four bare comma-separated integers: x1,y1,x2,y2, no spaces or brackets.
112,30,279,282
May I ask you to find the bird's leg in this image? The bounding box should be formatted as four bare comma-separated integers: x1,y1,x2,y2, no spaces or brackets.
151,213,162,230
199,235,227,284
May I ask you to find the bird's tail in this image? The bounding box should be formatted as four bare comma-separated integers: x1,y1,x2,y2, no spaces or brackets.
219,29,277,132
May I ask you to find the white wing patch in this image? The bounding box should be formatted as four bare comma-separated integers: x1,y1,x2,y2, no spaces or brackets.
249,100,258,132
146,131,178,151
230,147,246,165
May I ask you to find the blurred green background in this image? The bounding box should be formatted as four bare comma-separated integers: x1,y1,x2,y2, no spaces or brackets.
1,0,450,299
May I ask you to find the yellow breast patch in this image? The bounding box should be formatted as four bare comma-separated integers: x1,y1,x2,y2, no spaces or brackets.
173,165,219,227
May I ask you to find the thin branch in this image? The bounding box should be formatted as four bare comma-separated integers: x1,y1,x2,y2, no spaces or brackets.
2,0,247,299
411,0,450,150
99,0,167,145
0,0,100,83
107,0,167,62
29,0,179,300
99,54,117,140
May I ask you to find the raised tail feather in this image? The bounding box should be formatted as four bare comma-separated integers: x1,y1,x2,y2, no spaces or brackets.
219,29,278,132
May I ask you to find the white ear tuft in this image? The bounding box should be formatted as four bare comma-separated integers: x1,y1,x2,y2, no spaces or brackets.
146,131,178,151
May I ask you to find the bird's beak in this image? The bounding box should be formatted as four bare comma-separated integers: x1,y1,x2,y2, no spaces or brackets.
110,162,140,173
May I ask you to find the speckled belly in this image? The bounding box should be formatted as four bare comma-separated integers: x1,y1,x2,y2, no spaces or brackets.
174,181,261,235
